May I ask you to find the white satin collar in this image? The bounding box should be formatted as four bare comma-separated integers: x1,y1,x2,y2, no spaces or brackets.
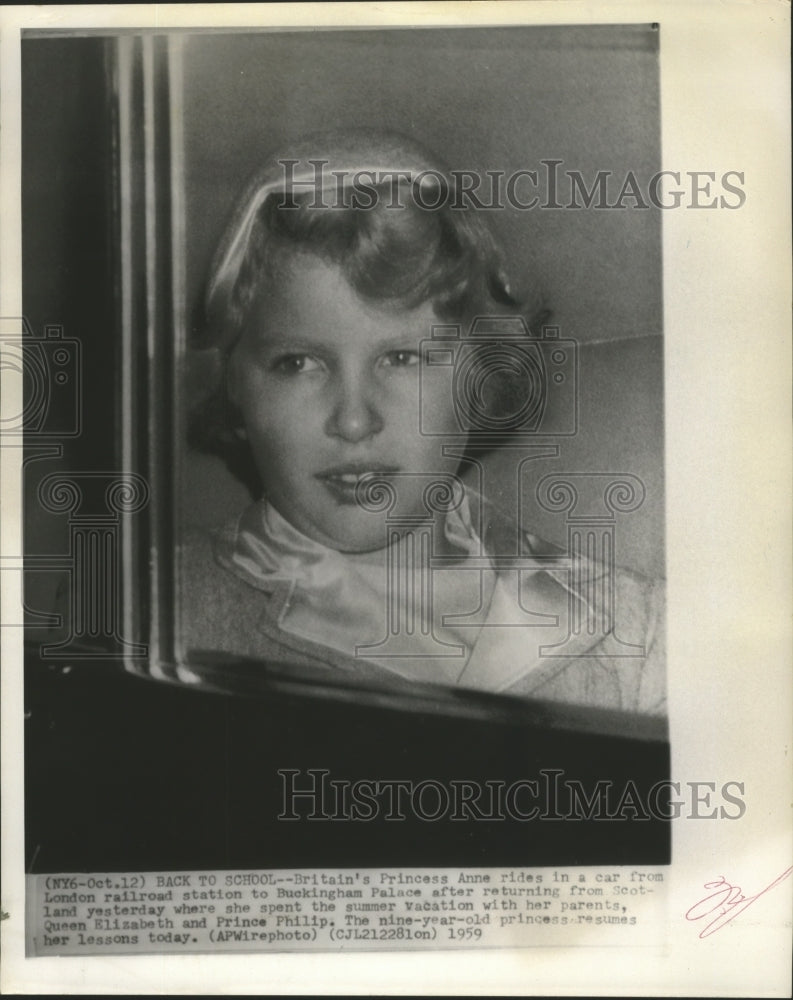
213,490,491,684
214,490,484,595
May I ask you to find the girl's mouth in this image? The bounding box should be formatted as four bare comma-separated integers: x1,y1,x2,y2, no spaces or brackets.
315,465,399,505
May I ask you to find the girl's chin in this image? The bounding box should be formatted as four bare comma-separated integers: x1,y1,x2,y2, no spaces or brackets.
320,522,393,555
321,519,430,556
283,499,433,554
299,512,394,555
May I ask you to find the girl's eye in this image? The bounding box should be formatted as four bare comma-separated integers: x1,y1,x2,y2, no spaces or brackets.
270,354,321,375
381,349,420,368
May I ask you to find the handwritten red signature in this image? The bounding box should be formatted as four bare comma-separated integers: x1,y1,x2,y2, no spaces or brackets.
685,866,793,938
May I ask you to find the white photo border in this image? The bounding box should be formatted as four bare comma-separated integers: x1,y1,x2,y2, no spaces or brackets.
2,1,791,996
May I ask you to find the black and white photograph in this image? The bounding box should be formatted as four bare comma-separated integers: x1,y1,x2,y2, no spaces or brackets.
1,1,791,995
22,22,669,867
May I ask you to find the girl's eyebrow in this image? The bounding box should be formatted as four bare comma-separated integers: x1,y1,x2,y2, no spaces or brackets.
252,330,426,354
250,332,330,353
375,333,426,352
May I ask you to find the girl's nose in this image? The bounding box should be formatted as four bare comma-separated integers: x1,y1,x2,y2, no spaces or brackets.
324,379,384,443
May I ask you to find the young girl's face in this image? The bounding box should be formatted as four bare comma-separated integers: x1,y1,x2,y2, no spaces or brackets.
228,252,461,552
